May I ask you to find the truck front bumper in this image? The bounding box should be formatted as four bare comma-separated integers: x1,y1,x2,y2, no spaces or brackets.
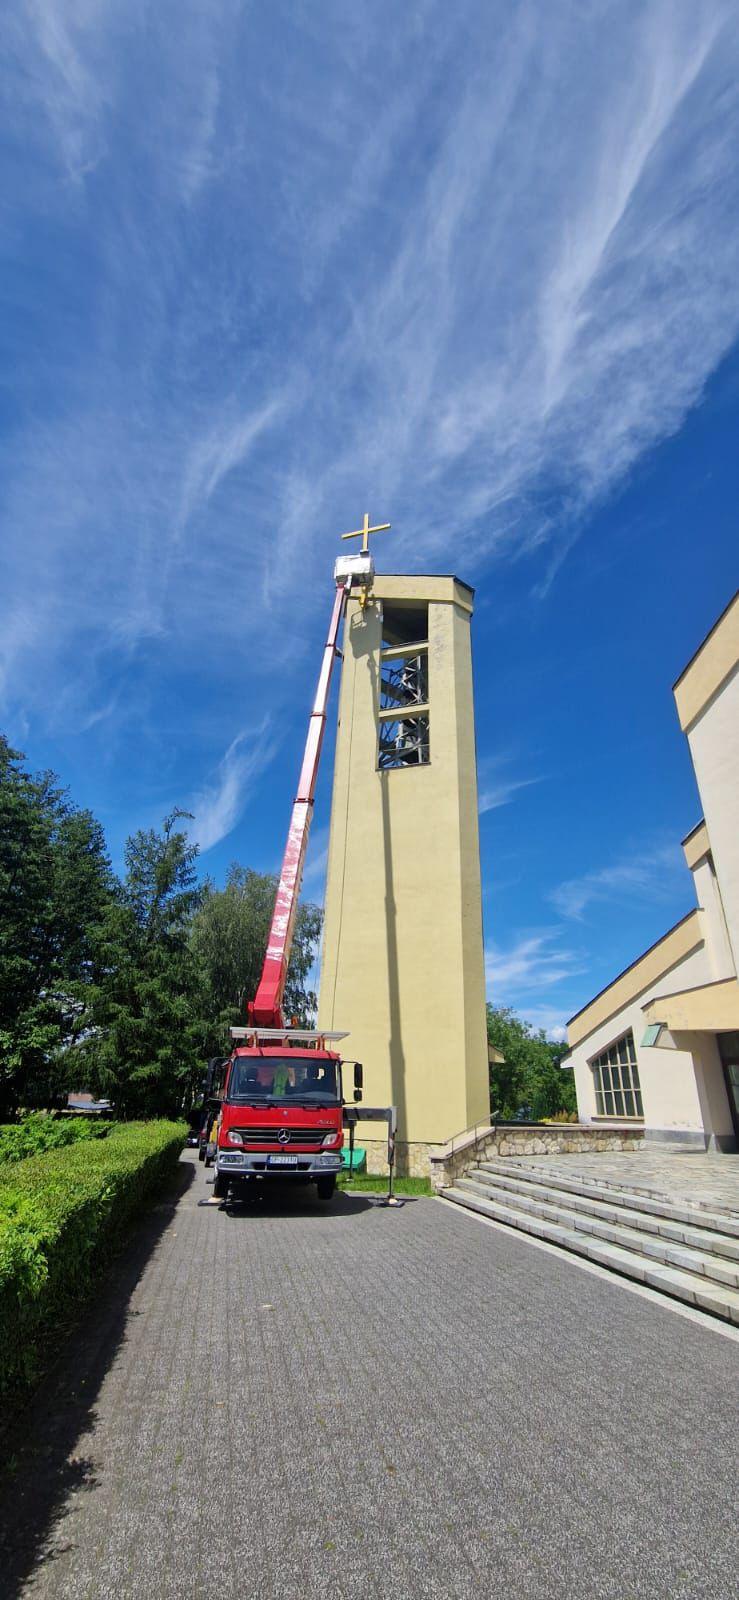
215,1151,343,1178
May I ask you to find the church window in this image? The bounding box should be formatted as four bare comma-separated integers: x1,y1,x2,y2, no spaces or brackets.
378,602,430,769
590,1031,643,1117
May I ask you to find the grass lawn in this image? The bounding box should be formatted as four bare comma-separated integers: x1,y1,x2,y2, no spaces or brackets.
338,1173,433,1196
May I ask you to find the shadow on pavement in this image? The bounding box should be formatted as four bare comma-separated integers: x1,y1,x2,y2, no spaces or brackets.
220,1183,377,1219
212,1177,428,1220
0,1159,194,1599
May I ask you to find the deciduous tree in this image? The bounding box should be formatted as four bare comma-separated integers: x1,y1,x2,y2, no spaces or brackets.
0,738,115,1112
487,1004,576,1121
69,812,205,1117
190,865,322,1052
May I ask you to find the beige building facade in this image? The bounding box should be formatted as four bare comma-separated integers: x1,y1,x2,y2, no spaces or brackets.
564,592,739,1151
317,574,490,1174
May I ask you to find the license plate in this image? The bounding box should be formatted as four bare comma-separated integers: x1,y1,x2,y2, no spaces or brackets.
267,1154,300,1167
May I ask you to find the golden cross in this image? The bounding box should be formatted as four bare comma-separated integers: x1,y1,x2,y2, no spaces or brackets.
340,512,391,555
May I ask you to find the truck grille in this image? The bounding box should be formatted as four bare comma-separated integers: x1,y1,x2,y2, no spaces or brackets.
232,1128,331,1150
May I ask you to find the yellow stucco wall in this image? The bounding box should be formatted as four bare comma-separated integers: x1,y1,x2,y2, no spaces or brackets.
682,819,710,871
642,977,739,1032
567,910,704,1049
317,574,490,1146
673,590,739,733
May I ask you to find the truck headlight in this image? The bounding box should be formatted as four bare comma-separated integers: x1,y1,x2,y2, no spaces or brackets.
227,1129,243,1146
321,1132,340,1147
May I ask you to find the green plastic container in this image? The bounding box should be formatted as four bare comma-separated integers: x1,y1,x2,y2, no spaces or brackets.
340,1146,367,1172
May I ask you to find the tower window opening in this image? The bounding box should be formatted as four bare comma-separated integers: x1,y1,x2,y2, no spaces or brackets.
381,601,428,649
378,601,430,768
380,651,429,713
378,714,430,769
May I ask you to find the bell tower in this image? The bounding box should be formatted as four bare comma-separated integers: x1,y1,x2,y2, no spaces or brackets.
318,570,489,1175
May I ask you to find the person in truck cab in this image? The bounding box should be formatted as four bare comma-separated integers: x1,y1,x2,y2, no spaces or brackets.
250,1061,293,1095
306,1062,332,1091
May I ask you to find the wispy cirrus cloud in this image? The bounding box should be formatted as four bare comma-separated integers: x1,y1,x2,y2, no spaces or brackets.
550,841,685,921
485,931,587,996
12,0,111,180
485,930,588,1040
187,723,274,853
478,755,543,814
2,0,739,737
179,394,293,532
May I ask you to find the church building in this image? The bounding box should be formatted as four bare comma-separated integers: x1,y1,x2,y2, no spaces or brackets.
564,592,739,1151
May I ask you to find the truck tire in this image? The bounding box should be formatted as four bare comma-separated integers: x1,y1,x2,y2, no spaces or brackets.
213,1170,230,1201
316,1175,336,1202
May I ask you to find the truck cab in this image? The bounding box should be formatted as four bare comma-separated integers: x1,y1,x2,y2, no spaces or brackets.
212,1030,362,1204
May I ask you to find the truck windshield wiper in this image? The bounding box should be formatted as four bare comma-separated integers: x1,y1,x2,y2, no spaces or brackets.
286,1099,339,1109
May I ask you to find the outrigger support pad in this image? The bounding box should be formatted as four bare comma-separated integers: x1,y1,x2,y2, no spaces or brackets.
342,1105,403,1207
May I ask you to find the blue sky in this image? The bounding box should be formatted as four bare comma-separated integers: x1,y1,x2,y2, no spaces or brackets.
1,1,738,1038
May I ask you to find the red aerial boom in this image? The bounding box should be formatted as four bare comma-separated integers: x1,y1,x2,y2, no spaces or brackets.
203,530,399,1209
248,578,349,1029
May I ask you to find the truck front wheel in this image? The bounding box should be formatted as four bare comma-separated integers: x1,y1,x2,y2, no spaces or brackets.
316,1175,336,1202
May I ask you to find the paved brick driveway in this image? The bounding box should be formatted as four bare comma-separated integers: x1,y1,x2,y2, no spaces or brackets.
1,1153,736,1600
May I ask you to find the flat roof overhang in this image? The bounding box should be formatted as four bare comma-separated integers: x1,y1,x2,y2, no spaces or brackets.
566,909,704,1048
642,977,739,1034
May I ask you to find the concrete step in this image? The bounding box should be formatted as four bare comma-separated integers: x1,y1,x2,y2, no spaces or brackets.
455,1173,739,1289
468,1165,739,1263
484,1155,739,1218
443,1185,739,1324
477,1158,739,1240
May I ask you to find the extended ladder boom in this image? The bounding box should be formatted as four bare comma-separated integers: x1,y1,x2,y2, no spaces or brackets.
248,580,349,1028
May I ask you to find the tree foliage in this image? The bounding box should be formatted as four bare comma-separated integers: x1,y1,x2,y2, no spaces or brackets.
0,742,323,1117
67,812,207,1119
487,1004,576,1121
190,865,322,1053
0,738,114,1113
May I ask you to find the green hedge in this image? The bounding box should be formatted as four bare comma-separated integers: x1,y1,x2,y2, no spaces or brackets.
0,1112,115,1167
0,1120,186,1396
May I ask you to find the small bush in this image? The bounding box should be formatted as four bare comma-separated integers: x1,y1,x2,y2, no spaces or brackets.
0,1113,114,1168
0,1120,185,1397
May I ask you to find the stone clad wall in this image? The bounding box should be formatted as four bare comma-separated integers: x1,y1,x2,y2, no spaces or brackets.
428,1124,645,1192
359,1138,438,1179
357,1124,644,1183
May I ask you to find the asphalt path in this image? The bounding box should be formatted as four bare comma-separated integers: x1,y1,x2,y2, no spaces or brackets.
0,1151,736,1599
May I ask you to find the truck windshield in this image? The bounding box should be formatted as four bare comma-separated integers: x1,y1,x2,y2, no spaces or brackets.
227,1057,339,1103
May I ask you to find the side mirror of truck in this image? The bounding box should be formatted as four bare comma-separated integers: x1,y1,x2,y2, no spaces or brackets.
353,1062,363,1091
353,1088,363,1102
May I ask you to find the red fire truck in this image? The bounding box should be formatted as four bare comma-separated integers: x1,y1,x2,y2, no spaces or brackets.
211,1028,362,1202
210,551,372,1206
